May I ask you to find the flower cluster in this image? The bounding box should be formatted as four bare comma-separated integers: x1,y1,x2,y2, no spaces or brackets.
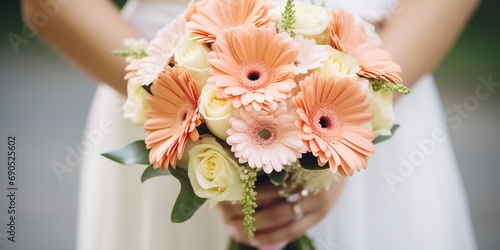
111,0,408,244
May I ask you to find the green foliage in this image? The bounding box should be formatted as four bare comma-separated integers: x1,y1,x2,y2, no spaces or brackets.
281,0,296,36
299,152,328,171
240,166,257,242
141,164,171,183
111,49,147,59
228,234,316,249
372,124,400,144
169,166,207,223
101,140,150,165
372,80,411,95
269,169,289,185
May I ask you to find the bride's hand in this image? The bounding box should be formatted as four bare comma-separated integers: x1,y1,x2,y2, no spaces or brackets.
217,177,345,249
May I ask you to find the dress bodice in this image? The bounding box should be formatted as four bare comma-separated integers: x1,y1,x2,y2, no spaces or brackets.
122,0,399,40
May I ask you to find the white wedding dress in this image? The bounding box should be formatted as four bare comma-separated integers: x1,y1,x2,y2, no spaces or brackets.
76,0,477,249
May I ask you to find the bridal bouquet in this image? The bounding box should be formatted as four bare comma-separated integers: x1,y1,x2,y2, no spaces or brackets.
104,0,409,249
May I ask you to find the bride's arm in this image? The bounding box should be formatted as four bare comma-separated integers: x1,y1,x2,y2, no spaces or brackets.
380,0,480,89
20,0,141,94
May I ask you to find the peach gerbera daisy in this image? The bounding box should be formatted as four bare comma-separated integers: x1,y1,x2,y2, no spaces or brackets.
208,24,298,111
187,0,275,43
144,65,201,170
184,0,208,22
226,101,304,173
329,9,402,84
356,43,403,84
293,72,375,176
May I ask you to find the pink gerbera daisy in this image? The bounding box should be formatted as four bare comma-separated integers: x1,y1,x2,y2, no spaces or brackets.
128,17,186,87
329,9,402,84
184,0,208,22
208,24,298,111
293,72,375,176
292,35,329,75
227,101,305,173
187,0,275,43
144,66,201,170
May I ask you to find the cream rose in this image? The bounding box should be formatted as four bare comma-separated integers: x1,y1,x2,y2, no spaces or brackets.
293,1,329,39
123,82,150,126
199,84,233,140
318,47,360,80
188,137,243,208
355,16,382,46
174,34,211,92
271,1,329,43
367,86,395,137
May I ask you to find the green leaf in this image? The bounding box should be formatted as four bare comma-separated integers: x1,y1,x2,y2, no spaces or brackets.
228,234,317,249
101,140,150,165
299,152,329,171
372,124,400,144
169,167,206,223
197,122,211,135
141,84,153,95
141,164,170,183
228,238,257,250
269,169,288,185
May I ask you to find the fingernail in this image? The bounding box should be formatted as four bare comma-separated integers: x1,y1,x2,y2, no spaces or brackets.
257,241,288,250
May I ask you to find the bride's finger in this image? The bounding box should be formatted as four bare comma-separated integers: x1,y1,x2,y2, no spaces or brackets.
218,201,243,219
253,212,320,245
253,196,315,231
228,193,317,235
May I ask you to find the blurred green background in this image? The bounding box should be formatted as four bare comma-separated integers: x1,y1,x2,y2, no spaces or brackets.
0,1,499,250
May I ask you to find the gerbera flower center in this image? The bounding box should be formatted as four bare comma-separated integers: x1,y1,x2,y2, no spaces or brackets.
236,60,273,91
181,111,188,121
177,103,194,125
247,71,261,81
319,116,331,128
311,105,343,141
250,122,280,149
258,129,271,140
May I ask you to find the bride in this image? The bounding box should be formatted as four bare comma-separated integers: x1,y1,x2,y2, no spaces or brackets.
21,0,478,249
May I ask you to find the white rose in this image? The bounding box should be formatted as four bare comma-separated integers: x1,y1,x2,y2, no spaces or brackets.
367,86,395,137
123,82,150,126
188,137,243,208
270,1,329,43
318,47,360,80
174,34,211,92
199,84,233,140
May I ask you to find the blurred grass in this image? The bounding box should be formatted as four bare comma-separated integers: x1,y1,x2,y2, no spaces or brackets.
435,0,500,78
